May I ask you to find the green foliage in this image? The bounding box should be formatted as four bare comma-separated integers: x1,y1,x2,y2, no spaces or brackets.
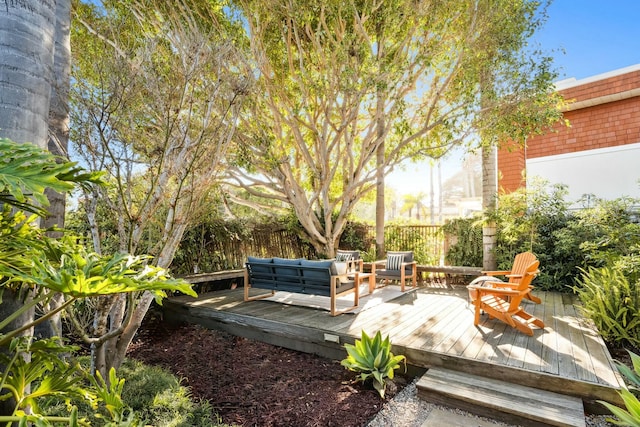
490,180,574,290
173,216,255,274
0,338,84,415
385,224,441,265
90,368,130,424
339,222,375,259
118,360,222,427
0,137,196,424
42,359,224,427
0,138,103,215
0,338,138,426
442,216,483,267
27,250,196,300
599,351,640,426
341,330,406,398
574,267,640,348
444,180,640,293
173,215,318,274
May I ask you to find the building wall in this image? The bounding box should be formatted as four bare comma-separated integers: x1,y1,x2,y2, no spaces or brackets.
498,64,640,202
497,144,526,192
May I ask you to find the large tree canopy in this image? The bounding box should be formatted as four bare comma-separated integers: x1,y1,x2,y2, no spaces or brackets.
224,0,563,255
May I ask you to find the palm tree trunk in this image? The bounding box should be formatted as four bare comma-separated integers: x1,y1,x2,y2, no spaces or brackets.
0,1,58,417
37,0,72,342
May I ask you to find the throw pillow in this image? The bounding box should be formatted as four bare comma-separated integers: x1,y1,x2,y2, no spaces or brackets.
335,252,353,262
385,253,405,271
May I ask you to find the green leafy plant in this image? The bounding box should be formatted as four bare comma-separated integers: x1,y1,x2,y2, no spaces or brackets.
42,359,223,427
574,266,640,348
599,350,640,426
0,138,194,424
442,216,483,267
0,337,140,426
341,330,406,398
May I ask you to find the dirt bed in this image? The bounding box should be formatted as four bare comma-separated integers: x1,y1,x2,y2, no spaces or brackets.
128,316,407,427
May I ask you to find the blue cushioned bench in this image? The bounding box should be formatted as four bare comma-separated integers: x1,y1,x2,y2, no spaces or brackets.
243,257,360,316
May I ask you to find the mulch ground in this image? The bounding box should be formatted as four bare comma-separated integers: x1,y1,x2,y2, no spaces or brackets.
127,313,407,427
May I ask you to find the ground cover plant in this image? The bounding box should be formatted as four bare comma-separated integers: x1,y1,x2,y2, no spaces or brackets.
41,358,225,426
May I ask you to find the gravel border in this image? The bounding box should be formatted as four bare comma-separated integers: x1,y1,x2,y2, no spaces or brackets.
366,378,616,427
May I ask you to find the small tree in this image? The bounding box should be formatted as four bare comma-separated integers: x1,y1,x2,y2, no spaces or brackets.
70,0,250,377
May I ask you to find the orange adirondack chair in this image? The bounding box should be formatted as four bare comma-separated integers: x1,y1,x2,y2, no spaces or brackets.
468,260,544,336
481,251,542,304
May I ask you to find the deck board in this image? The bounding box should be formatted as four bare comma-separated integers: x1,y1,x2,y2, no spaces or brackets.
541,291,561,375
164,284,625,409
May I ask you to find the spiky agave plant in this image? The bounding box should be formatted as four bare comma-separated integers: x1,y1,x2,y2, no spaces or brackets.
340,330,406,398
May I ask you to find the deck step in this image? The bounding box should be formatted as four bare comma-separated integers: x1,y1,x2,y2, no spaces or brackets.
416,367,586,427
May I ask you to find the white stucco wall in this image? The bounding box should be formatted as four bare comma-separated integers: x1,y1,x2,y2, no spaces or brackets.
526,142,640,207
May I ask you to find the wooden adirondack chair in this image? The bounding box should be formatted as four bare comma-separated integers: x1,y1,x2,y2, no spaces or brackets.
481,251,542,304
468,260,544,336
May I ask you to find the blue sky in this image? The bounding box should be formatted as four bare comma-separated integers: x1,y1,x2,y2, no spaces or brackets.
388,1,640,197
534,1,640,80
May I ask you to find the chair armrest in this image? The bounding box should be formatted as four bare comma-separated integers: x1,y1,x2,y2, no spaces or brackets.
467,285,520,296
401,261,417,270
371,260,385,272
345,259,363,273
481,270,511,276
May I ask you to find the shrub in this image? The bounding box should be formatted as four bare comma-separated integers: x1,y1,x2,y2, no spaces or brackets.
42,358,229,427
443,180,640,293
442,216,482,267
574,266,640,348
492,180,574,291
339,221,375,258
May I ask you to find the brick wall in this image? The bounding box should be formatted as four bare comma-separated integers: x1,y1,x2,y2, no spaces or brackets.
498,67,640,191
497,142,526,192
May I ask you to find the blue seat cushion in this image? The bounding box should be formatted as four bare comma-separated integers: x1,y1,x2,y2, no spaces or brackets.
300,259,333,281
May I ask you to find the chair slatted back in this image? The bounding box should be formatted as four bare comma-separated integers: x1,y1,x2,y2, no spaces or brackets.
509,252,537,283
508,260,540,311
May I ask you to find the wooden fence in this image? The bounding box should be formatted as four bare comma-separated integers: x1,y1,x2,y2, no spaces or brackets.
172,224,444,275
378,225,443,265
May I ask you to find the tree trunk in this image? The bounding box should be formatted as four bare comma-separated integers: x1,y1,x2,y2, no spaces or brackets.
38,0,72,341
0,1,58,417
375,142,385,259
482,145,498,270
373,19,387,260
44,0,71,230
429,164,435,224
0,1,56,146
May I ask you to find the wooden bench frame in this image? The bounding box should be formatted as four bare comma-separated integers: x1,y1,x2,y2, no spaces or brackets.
244,258,360,316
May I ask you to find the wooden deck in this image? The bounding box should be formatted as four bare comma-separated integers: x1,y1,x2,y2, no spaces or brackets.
163,283,625,412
